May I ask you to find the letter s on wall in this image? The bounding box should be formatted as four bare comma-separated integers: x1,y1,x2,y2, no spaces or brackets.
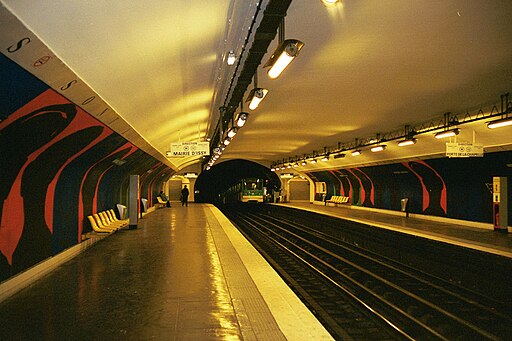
61,80,78,91
7,37,31,53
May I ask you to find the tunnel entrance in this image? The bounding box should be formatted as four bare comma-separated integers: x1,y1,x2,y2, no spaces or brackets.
194,159,280,204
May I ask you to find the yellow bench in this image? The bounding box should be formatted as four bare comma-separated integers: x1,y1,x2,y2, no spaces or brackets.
326,195,350,206
156,196,167,207
87,209,128,234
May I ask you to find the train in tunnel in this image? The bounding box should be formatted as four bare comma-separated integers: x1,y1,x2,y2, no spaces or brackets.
220,178,268,203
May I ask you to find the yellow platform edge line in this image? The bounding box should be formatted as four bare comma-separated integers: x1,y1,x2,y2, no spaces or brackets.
207,204,334,341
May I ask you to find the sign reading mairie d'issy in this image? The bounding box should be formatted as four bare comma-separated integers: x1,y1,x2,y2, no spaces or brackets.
168,142,210,157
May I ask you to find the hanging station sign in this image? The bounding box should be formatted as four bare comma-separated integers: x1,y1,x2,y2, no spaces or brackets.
168,142,210,157
445,143,484,158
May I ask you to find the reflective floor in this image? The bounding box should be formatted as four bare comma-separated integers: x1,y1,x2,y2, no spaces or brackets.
281,202,512,258
0,205,297,340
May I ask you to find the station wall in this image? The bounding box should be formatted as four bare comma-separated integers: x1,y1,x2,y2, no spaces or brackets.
307,151,512,224
0,55,173,282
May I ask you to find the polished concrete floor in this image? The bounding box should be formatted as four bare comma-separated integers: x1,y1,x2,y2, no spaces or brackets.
281,202,512,258
0,205,332,340
4,202,507,340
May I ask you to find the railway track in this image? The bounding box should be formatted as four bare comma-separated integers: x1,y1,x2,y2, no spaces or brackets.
222,206,512,340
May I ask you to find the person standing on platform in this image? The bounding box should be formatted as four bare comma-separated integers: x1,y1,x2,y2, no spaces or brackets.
181,185,189,207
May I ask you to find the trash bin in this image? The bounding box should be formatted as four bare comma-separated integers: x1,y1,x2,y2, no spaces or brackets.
140,198,148,218
401,198,409,217
116,204,127,219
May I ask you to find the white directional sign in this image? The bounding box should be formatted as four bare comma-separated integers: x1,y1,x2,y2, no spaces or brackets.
445,143,483,158
168,142,210,157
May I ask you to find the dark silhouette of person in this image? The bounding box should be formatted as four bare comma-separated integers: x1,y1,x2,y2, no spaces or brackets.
181,185,189,207
158,191,168,201
158,191,170,207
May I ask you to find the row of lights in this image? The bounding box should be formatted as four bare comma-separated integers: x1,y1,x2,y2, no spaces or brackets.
206,111,249,170
245,37,304,110
208,17,306,169
271,111,512,171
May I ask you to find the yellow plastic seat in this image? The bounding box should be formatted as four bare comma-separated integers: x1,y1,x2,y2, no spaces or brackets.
87,215,113,233
93,214,117,232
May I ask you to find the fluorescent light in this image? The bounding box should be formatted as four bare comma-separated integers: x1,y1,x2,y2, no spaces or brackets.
227,127,238,138
301,160,307,166
227,51,236,65
435,128,459,139
371,145,386,152
487,117,512,129
321,0,339,6
235,112,249,127
321,155,329,162
398,138,417,147
246,88,268,110
264,39,304,79
310,159,317,164
351,150,361,156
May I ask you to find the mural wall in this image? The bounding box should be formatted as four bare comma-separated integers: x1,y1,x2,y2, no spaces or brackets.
308,152,512,224
0,54,173,281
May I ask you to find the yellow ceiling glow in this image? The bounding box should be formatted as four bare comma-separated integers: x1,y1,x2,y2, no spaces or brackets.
168,90,213,113
314,34,377,68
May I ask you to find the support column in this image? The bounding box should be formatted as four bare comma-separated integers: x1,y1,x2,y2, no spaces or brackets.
128,174,139,229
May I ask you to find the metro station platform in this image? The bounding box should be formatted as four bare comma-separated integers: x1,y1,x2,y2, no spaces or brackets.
0,204,332,341
278,202,512,259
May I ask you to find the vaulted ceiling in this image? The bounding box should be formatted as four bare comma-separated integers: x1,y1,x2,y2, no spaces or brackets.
2,0,512,172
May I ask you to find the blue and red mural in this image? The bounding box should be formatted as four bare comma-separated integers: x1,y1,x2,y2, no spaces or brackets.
308,153,511,223
0,54,173,281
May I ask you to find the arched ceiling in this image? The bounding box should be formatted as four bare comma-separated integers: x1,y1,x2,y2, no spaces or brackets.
2,0,512,173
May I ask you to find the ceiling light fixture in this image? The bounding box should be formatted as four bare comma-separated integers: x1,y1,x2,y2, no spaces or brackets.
310,159,317,164
435,112,459,139
223,137,231,145
227,51,236,65
351,150,361,156
371,145,386,152
435,128,459,139
246,87,268,110
321,0,339,6
398,138,417,147
398,125,417,146
227,127,238,138
235,112,249,127
487,116,512,129
264,18,304,80
265,39,304,79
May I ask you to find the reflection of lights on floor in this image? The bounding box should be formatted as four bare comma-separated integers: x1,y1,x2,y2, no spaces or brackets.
206,227,240,337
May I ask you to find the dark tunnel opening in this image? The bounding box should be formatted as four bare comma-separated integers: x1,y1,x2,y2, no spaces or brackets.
194,159,281,204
